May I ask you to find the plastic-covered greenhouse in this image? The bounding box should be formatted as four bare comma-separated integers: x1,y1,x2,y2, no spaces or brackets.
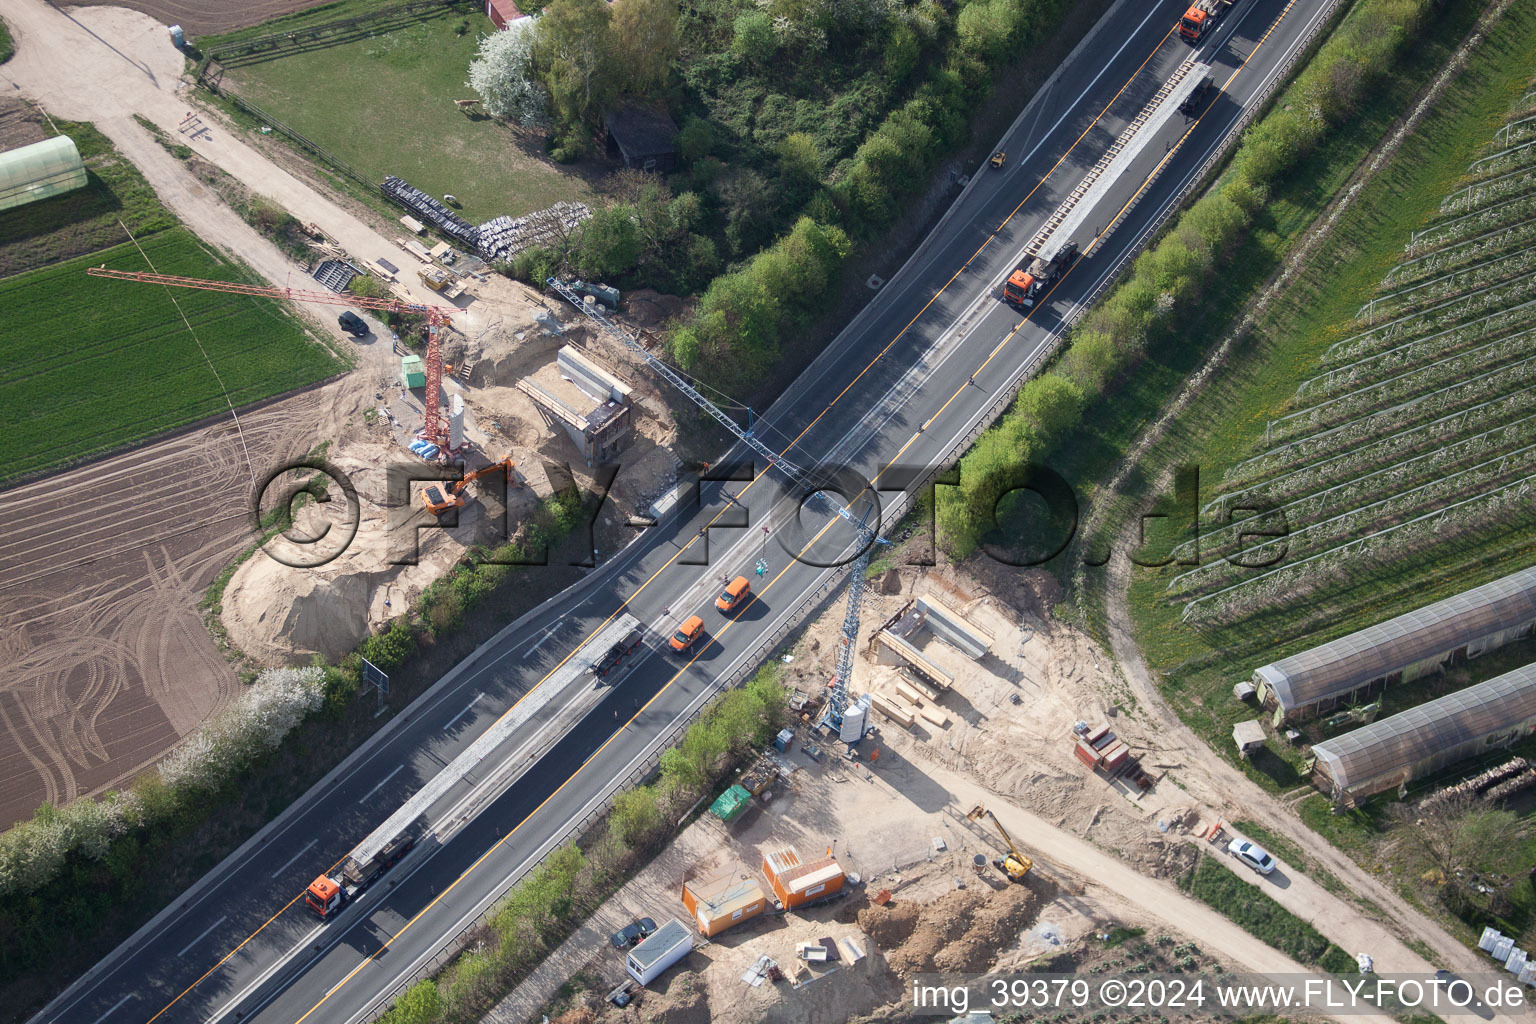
0,135,88,212
1252,566,1536,722
1310,662,1536,805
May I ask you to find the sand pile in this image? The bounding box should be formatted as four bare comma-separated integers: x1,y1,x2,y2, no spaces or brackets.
218,442,521,665
859,882,1041,976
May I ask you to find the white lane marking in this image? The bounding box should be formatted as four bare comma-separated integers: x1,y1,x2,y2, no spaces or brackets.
356,765,404,805
443,694,482,731
268,838,318,880
962,0,1168,240
89,994,135,1024
176,916,229,959
525,621,560,656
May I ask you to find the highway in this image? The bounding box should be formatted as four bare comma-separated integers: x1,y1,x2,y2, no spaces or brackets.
33,0,1336,1020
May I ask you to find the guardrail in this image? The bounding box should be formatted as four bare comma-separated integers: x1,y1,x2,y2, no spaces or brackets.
349,3,1352,1017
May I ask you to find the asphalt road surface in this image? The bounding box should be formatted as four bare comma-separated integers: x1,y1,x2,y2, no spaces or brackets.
34,0,1338,1021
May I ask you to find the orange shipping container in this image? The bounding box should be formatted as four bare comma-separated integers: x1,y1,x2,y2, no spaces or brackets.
762,844,845,909
681,866,767,938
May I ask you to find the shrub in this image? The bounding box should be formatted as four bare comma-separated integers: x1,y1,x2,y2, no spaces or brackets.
731,10,777,63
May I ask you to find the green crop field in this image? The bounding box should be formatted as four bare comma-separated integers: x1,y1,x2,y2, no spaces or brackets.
223,7,595,224
0,228,344,483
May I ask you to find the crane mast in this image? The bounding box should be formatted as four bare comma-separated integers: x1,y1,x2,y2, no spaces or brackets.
85,266,458,449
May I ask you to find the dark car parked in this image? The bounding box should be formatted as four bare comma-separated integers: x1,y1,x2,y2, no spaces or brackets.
338,310,369,337
609,917,657,949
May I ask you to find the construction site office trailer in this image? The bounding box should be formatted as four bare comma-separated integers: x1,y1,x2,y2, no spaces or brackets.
762,845,845,910
626,919,692,986
681,867,768,938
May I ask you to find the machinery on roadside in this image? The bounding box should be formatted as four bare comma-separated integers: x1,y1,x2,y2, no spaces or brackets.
990,151,1007,169
420,456,515,516
1179,0,1234,42
966,804,1032,882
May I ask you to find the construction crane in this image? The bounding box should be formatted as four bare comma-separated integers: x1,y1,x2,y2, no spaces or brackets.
421,455,515,516
966,804,1033,882
547,277,887,739
85,267,459,450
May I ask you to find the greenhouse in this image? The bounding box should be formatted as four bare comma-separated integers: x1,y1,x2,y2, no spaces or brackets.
1251,565,1536,724
0,135,88,212
1310,662,1536,806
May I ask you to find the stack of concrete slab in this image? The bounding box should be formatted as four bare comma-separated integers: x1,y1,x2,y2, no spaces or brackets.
478,201,592,261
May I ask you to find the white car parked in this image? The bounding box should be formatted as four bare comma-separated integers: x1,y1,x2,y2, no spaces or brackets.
1228,838,1277,875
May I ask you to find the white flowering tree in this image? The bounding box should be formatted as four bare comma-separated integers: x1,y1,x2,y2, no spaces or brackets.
0,667,324,896
467,22,547,125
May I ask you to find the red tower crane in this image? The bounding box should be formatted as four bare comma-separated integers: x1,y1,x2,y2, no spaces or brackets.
86,266,459,449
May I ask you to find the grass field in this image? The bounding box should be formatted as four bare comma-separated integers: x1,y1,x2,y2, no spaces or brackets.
0,120,176,277
0,17,13,64
1181,854,1357,973
224,6,595,224
1048,0,1536,785
0,228,344,483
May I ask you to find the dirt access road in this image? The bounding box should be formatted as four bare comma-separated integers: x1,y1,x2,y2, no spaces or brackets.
0,1,462,827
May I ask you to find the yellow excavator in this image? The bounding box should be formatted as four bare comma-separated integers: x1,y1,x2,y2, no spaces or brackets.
420,456,515,516
967,804,1032,883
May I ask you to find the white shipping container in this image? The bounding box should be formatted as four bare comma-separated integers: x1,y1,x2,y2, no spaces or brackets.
626,919,692,986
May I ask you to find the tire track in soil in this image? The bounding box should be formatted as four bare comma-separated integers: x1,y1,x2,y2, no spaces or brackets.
0,388,331,829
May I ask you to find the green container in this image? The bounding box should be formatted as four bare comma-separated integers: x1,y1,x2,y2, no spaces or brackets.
401,354,426,389
709,785,751,822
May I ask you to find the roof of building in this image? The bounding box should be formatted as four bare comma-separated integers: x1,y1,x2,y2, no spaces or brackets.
0,135,88,212
1255,566,1536,711
487,0,523,19
779,858,843,893
684,867,765,916
629,919,691,967
1311,662,1536,792
603,102,679,159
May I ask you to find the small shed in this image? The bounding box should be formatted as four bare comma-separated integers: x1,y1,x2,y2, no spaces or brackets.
1232,720,1265,759
710,784,751,822
0,135,88,212
604,102,679,173
485,0,523,29
681,865,767,937
763,844,844,909
401,354,426,389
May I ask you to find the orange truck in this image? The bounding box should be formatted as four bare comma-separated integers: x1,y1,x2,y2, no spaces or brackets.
1003,241,1079,310
1179,0,1233,42
306,818,424,919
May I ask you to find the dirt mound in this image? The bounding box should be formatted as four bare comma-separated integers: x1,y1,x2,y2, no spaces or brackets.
640,971,710,1024
858,900,922,949
860,883,1042,977
624,289,688,328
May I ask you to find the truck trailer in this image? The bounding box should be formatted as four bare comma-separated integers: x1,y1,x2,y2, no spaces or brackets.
1003,241,1079,309
306,816,426,919
1179,0,1233,42
589,627,647,680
